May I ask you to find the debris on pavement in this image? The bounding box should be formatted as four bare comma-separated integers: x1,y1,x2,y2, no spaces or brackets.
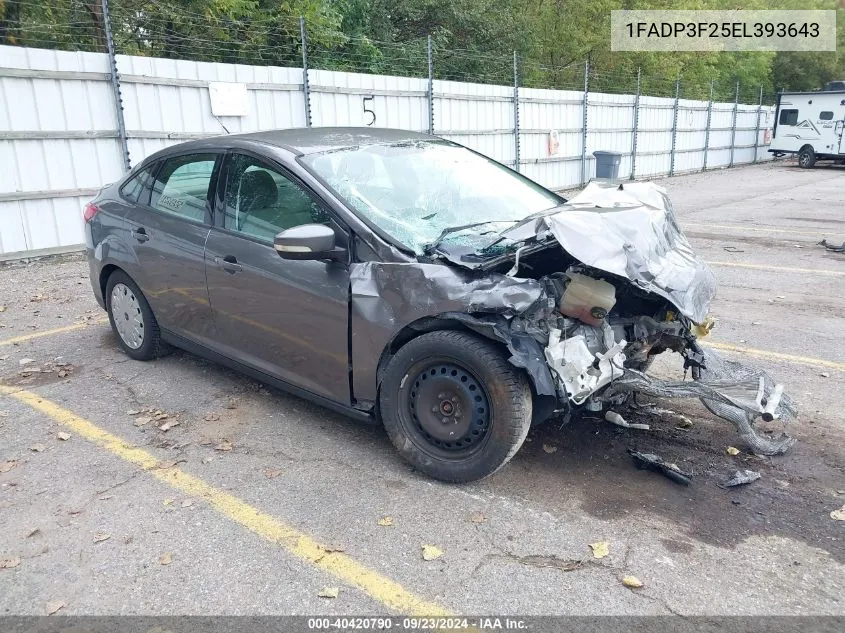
831,506,845,521
158,552,173,565
318,587,339,599
622,576,644,588
158,419,180,432
0,556,21,569
377,516,393,527
263,468,283,479
605,410,650,430
719,469,762,488
56,432,70,441
589,542,609,559
0,461,16,473
214,439,233,452
542,443,558,453
726,446,740,456
628,449,692,486
180,499,193,508
421,544,443,561
818,239,845,253
469,511,487,524
45,600,66,615
93,532,111,543
29,443,46,452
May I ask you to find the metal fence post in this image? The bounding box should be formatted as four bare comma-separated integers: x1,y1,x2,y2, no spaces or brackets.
669,79,680,176
427,35,434,135
513,51,520,172
703,81,713,171
630,67,641,180
580,59,589,185
729,81,739,167
101,0,130,171
299,16,312,127
753,85,763,164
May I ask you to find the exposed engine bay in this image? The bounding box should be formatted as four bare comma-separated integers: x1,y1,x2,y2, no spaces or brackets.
421,180,796,455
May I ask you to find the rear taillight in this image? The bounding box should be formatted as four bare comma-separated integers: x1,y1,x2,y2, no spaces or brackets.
83,202,100,223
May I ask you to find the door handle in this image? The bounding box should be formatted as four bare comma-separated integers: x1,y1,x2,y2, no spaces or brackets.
215,255,242,274
131,227,149,243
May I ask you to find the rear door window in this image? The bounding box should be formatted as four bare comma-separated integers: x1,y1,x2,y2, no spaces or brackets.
779,109,798,126
119,166,155,204
150,154,218,222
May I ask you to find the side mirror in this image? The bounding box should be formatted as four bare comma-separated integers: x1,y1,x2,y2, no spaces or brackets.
273,224,345,261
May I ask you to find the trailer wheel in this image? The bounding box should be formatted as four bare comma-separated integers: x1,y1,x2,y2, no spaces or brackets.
798,146,816,169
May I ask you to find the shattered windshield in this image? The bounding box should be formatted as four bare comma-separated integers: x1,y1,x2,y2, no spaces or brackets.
301,140,562,253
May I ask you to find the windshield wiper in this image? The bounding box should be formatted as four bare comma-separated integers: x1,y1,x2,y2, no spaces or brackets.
481,205,566,250
423,220,512,255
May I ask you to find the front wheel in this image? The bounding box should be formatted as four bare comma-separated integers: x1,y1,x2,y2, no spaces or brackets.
798,146,816,169
379,331,532,483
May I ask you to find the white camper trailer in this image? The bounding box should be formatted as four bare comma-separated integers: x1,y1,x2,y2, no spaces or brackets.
769,90,845,168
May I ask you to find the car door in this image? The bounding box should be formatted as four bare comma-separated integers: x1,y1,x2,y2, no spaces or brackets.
122,152,220,346
204,152,350,404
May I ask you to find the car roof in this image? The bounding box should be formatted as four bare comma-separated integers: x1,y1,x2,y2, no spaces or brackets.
143,127,437,163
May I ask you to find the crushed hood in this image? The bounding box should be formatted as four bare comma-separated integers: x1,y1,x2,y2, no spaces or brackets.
496,181,716,324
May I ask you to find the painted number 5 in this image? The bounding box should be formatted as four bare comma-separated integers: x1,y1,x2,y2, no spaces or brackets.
363,96,376,126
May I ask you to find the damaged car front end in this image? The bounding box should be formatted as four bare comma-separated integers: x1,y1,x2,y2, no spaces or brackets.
335,164,797,481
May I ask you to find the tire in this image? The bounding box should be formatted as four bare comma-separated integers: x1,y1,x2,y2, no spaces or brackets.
105,270,169,361
379,331,532,483
798,146,816,169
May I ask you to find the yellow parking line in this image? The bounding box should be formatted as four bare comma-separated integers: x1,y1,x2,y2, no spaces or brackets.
684,223,822,237
703,341,845,372
0,318,109,347
0,385,451,616
705,261,845,276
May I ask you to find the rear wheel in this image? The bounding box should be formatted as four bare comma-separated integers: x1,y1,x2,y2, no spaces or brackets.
379,331,532,483
798,146,816,169
105,270,168,361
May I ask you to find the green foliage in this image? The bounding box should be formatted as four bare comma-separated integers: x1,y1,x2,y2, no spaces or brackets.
0,0,841,99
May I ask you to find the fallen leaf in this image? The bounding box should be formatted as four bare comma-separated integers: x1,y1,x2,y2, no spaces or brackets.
97,495,112,501
0,305,6,312
158,552,172,565
542,444,558,454
224,398,238,410
127,409,141,415
181,499,193,508
133,416,152,427
622,575,643,588
377,516,393,527
201,457,214,464
830,506,845,521
156,460,179,470
589,542,609,559
204,413,220,421
318,586,339,599
57,370,69,378
93,532,111,543
264,468,283,479
469,511,487,524
215,440,233,452
45,599,66,615
726,446,740,456
27,528,40,538
0,461,16,473
158,419,180,432
163,498,175,506
0,556,21,568
19,358,35,366
675,417,693,429
820,372,830,378
57,432,71,441
322,544,345,553
29,443,46,453
421,544,443,561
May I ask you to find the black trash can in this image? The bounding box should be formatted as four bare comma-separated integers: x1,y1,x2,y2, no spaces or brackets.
592,151,622,179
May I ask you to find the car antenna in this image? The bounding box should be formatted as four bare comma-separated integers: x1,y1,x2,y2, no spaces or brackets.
213,115,230,134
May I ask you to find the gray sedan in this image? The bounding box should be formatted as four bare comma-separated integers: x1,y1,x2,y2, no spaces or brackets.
85,128,797,482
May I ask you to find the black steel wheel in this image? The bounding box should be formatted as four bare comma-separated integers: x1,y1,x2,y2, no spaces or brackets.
798,146,816,169
379,330,532,482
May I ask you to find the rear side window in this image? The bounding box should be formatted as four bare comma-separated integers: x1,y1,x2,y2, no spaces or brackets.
819,111,834,121
150,154,217,222
119,166,154,204
779,109,798,126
